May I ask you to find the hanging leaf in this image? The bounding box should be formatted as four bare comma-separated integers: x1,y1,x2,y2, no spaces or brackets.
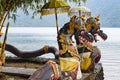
12,13,16,23
82,0,87,3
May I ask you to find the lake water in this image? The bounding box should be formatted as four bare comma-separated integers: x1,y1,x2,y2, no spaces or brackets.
1,27,120,80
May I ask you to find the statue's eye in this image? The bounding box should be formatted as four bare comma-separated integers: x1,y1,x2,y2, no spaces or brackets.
75,17,82,24
90,19,93,23
90,18,96,23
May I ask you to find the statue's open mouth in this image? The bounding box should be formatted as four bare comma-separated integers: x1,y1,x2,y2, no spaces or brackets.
96,29,108,41
75,29,94,44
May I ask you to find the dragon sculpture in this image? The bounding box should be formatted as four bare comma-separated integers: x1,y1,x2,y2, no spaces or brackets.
0,16,94,80
75,16,108,72
0,16,107,80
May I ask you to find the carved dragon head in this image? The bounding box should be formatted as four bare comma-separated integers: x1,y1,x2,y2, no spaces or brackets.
85,16,107,42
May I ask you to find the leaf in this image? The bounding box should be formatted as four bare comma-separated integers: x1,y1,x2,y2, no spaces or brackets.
12,13,16,23
82,0,87,3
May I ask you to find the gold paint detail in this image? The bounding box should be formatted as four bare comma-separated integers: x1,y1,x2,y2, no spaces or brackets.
43,45,49,53
47,60,60,79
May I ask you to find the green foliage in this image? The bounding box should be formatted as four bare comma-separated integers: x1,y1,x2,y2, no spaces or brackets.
82,0,87,3
0,0,87,22
0,0,44,21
